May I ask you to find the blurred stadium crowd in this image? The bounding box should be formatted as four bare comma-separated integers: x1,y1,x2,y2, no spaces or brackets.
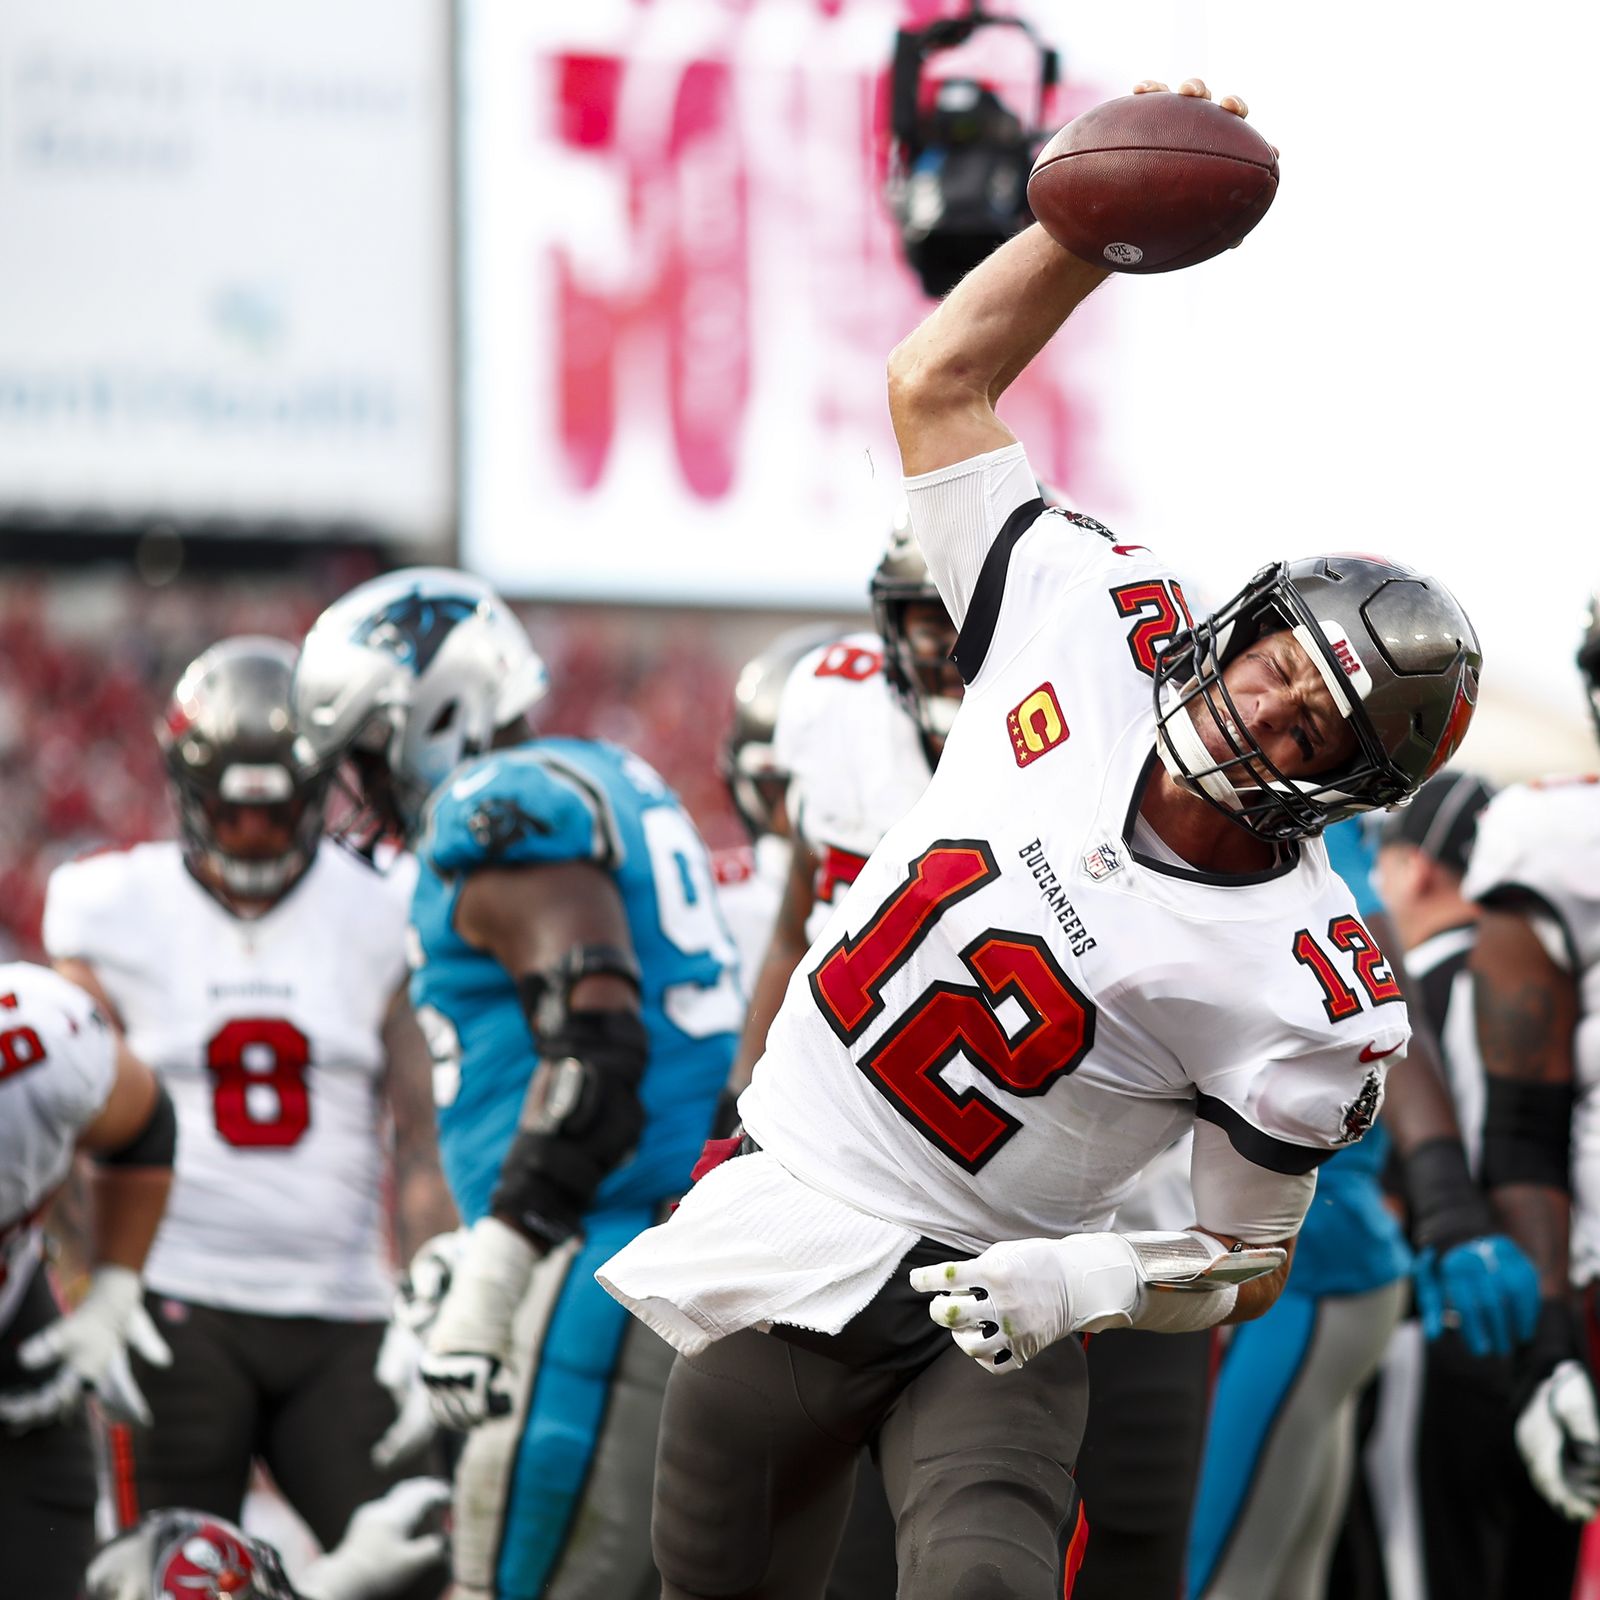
0,570,767,962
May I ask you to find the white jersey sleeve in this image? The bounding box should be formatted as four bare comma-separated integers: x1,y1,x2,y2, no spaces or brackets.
0,962,118,1331
775,634,934,935
902,442,1042,629
1463,780,1600,973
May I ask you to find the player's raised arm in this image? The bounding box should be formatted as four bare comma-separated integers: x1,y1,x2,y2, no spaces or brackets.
887,226,1104,477
888,76,1252,479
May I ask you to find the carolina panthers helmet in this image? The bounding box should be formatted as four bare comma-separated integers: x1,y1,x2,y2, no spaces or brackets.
1576,595,1600,743
156,637,331,902
870,509,962,748
291,568,548,838
86,1509,296,1600
1153,555,1482,842
722,624,842,840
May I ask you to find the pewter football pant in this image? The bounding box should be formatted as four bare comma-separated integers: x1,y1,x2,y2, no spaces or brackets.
651,1237,1091,1600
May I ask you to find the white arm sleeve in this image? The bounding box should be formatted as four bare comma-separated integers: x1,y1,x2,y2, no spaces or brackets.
1189,1117,1318,1242
902,443,1040,628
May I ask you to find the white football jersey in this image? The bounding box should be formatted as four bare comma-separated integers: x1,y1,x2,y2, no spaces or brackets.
774,632,934,941
712,835,792,1002
740,443,1408,1254
1463,777,1600,1285
43,842,415,1319
0,962,117,1334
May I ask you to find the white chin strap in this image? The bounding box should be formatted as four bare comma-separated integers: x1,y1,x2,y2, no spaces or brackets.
1156,681,1245,811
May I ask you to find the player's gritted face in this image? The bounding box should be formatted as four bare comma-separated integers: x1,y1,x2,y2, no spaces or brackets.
1198,630,1358,783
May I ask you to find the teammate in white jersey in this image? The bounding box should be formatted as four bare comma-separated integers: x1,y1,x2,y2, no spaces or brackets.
714,624,843,996
1466,599,1600,1540
600,79,1484,1600
42,638,455,1565
732,527,959,1086
0,961,176,1599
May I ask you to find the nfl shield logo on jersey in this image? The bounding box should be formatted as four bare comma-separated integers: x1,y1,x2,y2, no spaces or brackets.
1082,842,1122,881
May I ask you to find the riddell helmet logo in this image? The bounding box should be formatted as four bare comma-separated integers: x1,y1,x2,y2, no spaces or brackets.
1317,621,1374,701
1008,683,1069,768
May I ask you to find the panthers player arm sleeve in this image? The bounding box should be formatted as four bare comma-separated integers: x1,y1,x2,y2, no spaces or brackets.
454,860,648,1250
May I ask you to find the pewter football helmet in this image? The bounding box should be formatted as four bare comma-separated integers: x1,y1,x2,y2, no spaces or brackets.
721,624,842,840
1153,555,1482,842
157,637,330,901
870,509,962,747
291,568,548,838
86,1509,296,1600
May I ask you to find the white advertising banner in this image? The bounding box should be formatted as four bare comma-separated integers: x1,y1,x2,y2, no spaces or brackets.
463,0,1597,730
0,0,452,548
460,0,1110,608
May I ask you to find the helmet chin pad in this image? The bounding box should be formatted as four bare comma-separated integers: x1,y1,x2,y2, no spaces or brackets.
1155,683,1244,811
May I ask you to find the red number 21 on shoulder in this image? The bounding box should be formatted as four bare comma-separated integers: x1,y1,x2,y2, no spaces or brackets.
809,842,1096,1173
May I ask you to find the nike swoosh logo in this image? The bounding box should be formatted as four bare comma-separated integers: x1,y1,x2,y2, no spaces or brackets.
1359,1041,1403,1063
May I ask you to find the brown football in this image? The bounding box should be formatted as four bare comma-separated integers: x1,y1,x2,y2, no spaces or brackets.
1027,93,1278,274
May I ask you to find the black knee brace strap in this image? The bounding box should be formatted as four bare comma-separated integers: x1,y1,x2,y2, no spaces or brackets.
1482,1079,1574,1192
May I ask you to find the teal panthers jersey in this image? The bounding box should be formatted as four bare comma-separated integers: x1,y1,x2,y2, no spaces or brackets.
409,738,741,1226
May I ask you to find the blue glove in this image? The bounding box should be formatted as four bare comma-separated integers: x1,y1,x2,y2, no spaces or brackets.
1414,1235,1541,1359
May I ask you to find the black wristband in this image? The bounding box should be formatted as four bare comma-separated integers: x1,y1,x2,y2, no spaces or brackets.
1403,1136,1494,1253
1512,1296,1585,1415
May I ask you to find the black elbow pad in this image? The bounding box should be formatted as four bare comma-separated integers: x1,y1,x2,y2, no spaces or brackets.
98,1082,177,1169
491,1008,650,1248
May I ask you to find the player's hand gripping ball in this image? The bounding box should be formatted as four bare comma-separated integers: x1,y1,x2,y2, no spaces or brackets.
1027,78,1277,273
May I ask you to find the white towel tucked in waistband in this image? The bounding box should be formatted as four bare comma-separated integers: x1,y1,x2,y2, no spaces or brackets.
595,1151,918,1357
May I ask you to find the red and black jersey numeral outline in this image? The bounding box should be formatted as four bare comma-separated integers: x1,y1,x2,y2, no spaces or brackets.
0,1024,47,1083
1292,916,1402,1021
1329,916,1404,1007
810,842,1096,1173
1291,928,1362,1022
812,642,883,683
1110,580,1194,677
812,842,999,1043
206,1018,313,1149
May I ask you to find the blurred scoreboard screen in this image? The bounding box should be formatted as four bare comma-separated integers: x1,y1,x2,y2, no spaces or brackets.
458,0,1099,608
0,0,452,549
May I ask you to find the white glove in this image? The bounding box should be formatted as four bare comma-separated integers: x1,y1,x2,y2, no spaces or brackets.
0,1267,171,1431
420,1217,537,1430
369,1230,468,1468
299,1477,451,1600
370,1320,436,1470
1515,1359,1600,1521
910,1234,1141,1374
394,1230,467,1340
